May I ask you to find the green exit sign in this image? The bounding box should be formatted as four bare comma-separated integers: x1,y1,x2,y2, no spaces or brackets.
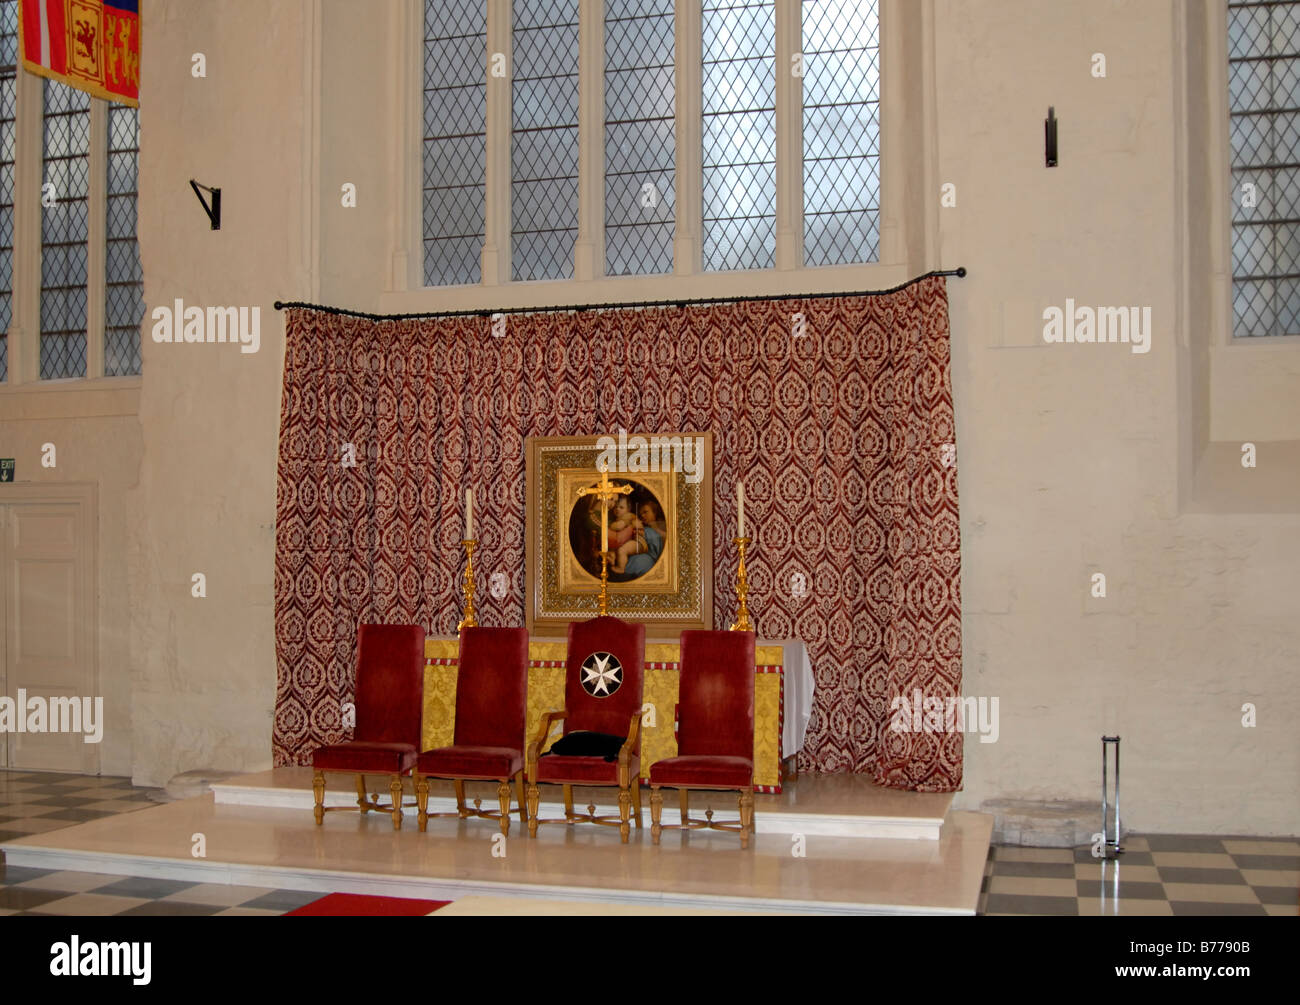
0,459,13,482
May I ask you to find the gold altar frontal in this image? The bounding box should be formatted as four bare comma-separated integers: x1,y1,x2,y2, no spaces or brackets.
423,638,787,792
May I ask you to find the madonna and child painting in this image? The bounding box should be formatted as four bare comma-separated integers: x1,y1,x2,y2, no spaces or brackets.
567,481,668,583
526,431,712,632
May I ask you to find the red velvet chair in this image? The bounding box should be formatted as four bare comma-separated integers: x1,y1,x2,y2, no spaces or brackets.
526,616,646,842
311,623,426,830
650,630,756,848
414,626,530,836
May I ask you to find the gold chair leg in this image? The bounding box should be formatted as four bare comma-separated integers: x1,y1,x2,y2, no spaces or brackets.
650,786,663,845
390,776,404,830
356,773,369,813
454,779,468,818
416,775,429,832
526,782,540,837
740,789,754,849
632,777,642,827
497,780,511,837
312,771,325,825
515,772,528,824
563,784,574,822
618,785,631,843
679,788,690,827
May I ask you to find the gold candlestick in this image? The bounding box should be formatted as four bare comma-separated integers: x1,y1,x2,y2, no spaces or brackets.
457,539,478,632
597,550,611,616
729,536,754,632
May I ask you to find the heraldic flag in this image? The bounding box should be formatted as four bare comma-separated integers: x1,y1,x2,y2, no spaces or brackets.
18,0,139,106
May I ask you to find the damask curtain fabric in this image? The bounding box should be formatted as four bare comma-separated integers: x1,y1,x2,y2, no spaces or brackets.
274,278,962,790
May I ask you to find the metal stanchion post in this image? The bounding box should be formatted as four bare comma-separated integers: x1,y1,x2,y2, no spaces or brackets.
1101,735,1123,859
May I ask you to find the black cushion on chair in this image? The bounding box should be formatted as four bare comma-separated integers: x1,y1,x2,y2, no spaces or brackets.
541,731,626,762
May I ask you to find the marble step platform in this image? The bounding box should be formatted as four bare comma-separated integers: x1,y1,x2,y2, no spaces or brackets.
1,779,993,915
213,767,955,841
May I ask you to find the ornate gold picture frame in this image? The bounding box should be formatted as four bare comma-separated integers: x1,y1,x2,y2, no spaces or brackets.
526,432,713,634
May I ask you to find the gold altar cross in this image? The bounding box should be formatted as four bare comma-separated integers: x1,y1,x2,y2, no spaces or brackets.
577,463,633,614
577,463,633,553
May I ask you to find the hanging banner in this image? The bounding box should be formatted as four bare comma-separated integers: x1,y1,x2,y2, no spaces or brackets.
18,0,139,107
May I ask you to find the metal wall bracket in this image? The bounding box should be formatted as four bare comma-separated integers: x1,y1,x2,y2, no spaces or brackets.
189,179,221,230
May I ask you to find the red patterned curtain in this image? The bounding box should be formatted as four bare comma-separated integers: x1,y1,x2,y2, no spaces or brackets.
274,279,961,790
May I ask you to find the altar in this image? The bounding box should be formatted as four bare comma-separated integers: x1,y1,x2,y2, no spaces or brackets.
420,636,813,792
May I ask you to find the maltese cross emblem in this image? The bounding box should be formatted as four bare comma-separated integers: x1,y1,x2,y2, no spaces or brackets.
580,651,623,697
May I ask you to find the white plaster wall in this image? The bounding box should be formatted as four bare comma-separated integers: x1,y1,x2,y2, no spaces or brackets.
937,0,1299,835
1211,345,1300,442
127,0,310,786
317,0,388,309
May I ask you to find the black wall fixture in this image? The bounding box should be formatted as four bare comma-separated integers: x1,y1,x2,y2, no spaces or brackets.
1045,107,1058,167
189,179,221,230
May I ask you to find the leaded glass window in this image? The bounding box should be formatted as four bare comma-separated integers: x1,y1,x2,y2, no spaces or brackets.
41,80,89,379
418,0,899,286
605,0,675,276
1228,0,1300,336
424,0,487,286
0,0,16,382
702,0,775,272
802,0,880,266
512,0,580,281
105,104,141,376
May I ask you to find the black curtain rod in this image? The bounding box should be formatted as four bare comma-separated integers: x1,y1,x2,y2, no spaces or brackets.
273,267,967,322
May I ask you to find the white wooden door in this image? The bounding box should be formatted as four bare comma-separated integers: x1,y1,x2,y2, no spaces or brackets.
0,487,97,773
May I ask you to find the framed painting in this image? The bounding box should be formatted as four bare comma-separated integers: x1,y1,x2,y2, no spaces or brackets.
525,432,713,634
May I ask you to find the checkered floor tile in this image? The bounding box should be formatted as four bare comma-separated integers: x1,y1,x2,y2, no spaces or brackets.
0,769,319,916
979,836,1300,916
0,769,158,846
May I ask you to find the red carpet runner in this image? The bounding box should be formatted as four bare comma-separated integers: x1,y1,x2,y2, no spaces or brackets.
285,893,451,916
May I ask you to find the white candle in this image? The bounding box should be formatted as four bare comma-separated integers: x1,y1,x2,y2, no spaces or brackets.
466,488,474,539
737,480,745,538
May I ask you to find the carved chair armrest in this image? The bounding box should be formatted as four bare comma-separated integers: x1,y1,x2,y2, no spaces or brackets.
526,709,566,777
618,710,641,765
618,710,642,787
